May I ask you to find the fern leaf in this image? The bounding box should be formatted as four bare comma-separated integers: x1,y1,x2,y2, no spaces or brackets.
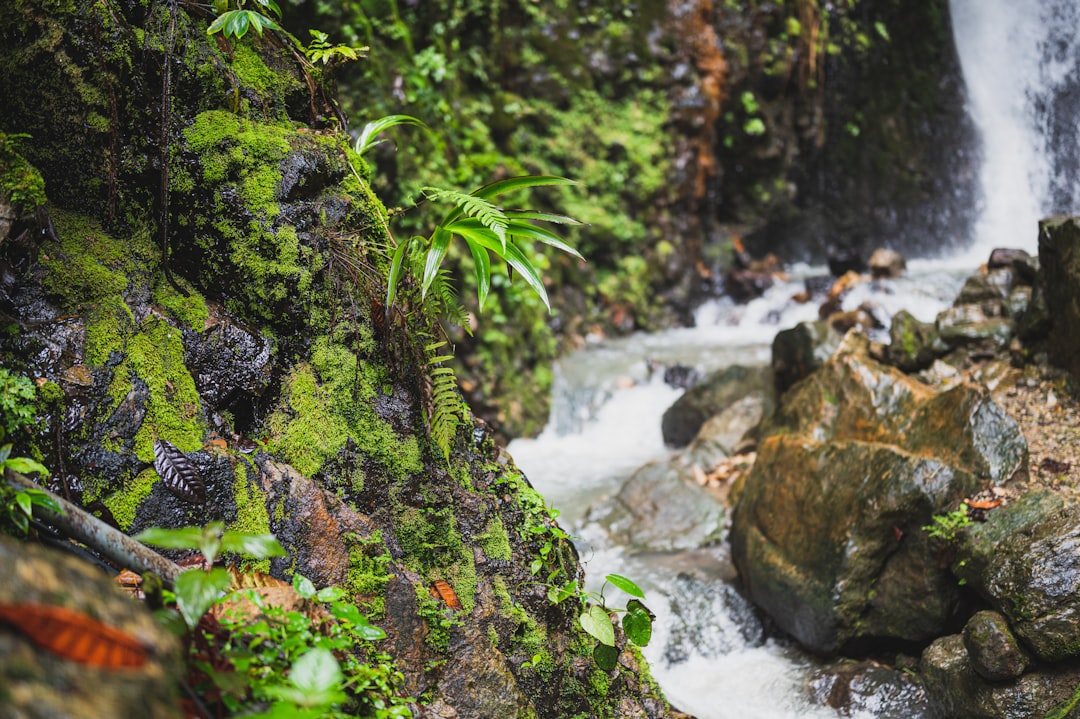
422,340,465,463
422,187,508,248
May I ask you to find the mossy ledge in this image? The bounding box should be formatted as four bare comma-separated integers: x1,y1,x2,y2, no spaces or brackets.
0,1,675,717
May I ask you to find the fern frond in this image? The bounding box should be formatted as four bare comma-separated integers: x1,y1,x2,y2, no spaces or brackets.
422,187,508,246
427,267,471,332
423,339,466,463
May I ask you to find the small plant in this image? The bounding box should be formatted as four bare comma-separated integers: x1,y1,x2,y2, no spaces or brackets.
922,504,973,544
0,368,58,536
577,573,654,670
386,175,584,312
353,114,431,157
206,0,283,40
302,30,367,66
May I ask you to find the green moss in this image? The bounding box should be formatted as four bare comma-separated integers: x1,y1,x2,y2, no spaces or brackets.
479,514,512,561
345,530,393,616
42,210,134,312
1044,679,1080,719
127,314,204,461
414,584,457,655
152,275,209,331
228,461,272,572
0,133,46,215
229,42,302,118
102,467,158,531
84,295,134,367
492,576,552,672
266,337,421,479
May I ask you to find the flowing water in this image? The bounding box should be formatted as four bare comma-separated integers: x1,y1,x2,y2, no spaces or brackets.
507,3,1080,715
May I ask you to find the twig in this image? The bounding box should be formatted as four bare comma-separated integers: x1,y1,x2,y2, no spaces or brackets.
6,472,183,586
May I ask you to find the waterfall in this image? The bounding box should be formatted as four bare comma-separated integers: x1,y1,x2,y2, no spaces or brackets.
950,0,1080,258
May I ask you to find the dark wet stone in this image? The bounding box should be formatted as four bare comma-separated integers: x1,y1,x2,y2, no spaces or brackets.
963,610,1031,681
183,313,272,411
1039,216,1080,380
724,268,774,303
771,320,842,397
869,248,906,278
954,269,1014,307
808,659,931,719
662,363,701,390
887,309,941,372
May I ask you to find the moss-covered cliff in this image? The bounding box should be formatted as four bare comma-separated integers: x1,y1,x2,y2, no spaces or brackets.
0,2,674,716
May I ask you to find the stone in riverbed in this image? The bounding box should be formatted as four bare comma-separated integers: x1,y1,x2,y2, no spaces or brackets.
962,610,1031,681
660,364,774,448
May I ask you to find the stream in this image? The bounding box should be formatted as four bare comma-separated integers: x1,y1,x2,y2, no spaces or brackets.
508,0,1080,714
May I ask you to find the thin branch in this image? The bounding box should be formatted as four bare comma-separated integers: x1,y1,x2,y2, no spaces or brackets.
6,472,183,586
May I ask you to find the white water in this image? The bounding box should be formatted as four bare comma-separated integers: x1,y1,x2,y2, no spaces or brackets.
950,0,1080,260
508,269,966,719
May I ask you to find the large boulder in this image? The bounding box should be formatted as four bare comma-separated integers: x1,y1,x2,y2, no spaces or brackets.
731,332,1027,654
771,320,843,397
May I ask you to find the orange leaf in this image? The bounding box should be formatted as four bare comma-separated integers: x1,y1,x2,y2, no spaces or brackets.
0,602,149,669
967,499,1002,510
431,580,461,610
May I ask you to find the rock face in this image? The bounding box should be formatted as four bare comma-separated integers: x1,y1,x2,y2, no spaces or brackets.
1039,216,1080,378
0,2,673,717
730,332,1027,654
0,536,183,719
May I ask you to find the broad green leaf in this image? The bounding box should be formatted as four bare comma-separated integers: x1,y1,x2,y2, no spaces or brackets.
351,622,387,641
316,586,345,602
293,573,317,599
462,229,550,308
4,456,50,477
24,488,62,514
385,237,410,308
469,239,492,310
593,642,618,670
605,573,646,599
206,11,231,35
224,10,248,38
579,604,615,647
135,526,205,551
622,600,653,647
290,647,344,695
15,491,32,517
175,567,231,629
471,175,576,201
220,531,286,559
421,228,453,299
506,220,585,260
251,0,281,18
547,581,578,605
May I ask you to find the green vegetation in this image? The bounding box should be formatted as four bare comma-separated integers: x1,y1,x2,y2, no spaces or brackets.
923,504,973,544
0,133,45,215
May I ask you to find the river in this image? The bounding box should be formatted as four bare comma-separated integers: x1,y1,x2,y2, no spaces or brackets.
507,1,1080,715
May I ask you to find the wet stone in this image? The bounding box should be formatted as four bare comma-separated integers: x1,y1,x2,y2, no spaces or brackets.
183,314,272,410
962,610,1031,681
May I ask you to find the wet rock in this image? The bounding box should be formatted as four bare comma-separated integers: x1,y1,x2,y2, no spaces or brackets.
724,268,775,303
962,610,1031,681
976,504,1080,663
433,625,529,719
662,363,701,390
660,364,773,448
662,574,764,664
685,393,769,468
0,536,182,719
920,634,1080,719
732,333,1027,654
988,247,1032,273
808,659,931,719
771,320,843,397
183,309,272,411
1003,286,1032,320
869,248,906,278
1038,216,1080,380
589,458,727,552
887,309,941,372
826,246,865,277
936,304,1014,351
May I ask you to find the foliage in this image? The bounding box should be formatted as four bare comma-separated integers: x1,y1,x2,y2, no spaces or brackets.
423,339,467,463
302,30,366,66
386,174,583,313
353,114,430,158
576,574,654,671
0,132,46,215
0,368,57,537
922,504,973,544
135,523,409,717
207,0,283,40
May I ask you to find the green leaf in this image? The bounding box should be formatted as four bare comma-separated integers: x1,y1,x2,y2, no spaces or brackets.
293,573,317,599
593,642,618,670
354,115,429,156
622,600,653,647
23,488,62,514
604,573,646,599
14,491,32,517
350,622,387,641
468,239,492,310
385,237,410,308
290,647,344,695
421,228,453,299
251,0,282,19
4,456,50,477
505,210,583,226
175,567,231,629
579,605,615,647
506,220,585,260
315,586,345,602
206,11,231,35
220,531,287,559
0,444,10,464
134,526,205,551
224,10,249,38
471,175,576,201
